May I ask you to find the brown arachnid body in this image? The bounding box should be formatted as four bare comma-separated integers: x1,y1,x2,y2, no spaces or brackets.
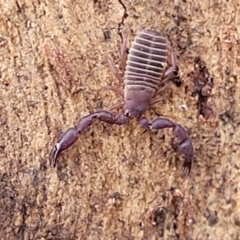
49,29,194,175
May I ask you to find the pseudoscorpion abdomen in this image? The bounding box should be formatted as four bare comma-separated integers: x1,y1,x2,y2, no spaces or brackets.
124,29,168,90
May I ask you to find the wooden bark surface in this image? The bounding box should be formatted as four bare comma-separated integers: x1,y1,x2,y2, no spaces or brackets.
0,0,240,239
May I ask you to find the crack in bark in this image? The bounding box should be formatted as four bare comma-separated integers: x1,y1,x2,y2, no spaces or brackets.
117,0,128,40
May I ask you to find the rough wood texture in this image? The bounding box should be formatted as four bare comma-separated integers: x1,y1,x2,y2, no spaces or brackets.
1,0,240,239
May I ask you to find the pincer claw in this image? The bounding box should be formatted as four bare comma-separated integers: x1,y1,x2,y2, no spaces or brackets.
49,127,79,167
180,159,192,176
49,143,61,167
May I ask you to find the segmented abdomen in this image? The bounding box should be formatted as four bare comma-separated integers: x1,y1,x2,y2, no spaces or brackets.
124,29,168,91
